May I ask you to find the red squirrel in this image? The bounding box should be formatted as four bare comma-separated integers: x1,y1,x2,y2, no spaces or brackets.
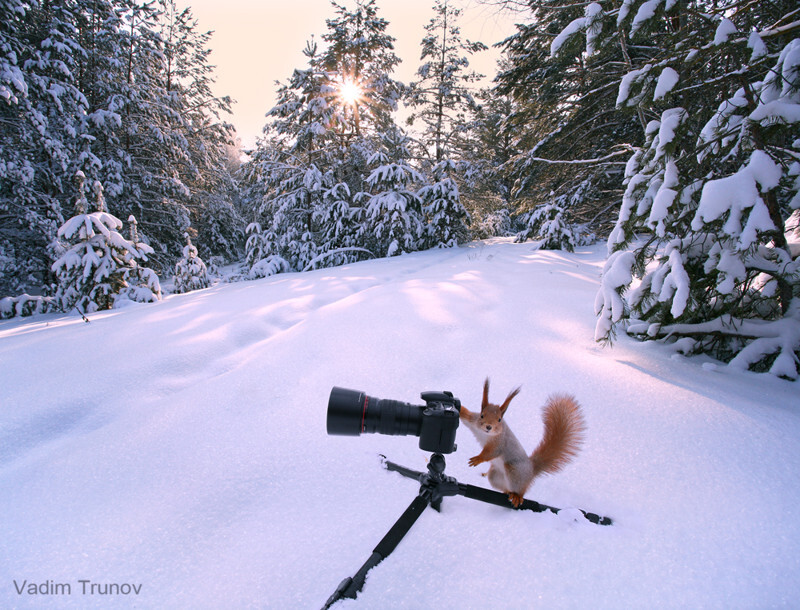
459,378,586,507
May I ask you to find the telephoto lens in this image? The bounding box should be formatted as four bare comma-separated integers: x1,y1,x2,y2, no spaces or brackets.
326,386,461,453
326,387,423,438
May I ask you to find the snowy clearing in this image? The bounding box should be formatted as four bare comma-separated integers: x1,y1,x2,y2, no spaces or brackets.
1,239,798,608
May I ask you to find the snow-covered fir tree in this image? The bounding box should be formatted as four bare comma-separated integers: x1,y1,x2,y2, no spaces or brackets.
0,0,86,295
401,0,483,247
458,87,522,237
320,0,404,137
0,293,57,319
361,148,425,257
155,0,243,265
418,159,470,248
592,1,800,378
242,0,411,273
515,191,589,252
494,0,641,242
51,174,142,313
0,0,240,296
123,215,162,303
173,232,209,294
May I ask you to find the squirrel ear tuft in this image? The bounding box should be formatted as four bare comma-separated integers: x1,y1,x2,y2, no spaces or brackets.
482,378,490,408
500,387,521,414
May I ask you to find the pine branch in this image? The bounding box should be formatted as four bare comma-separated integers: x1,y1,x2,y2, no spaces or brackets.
523,149,631,165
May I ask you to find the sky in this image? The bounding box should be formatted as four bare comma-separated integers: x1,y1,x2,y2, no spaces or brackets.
178,0,524,149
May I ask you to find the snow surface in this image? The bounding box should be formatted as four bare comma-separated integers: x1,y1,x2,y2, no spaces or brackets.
1,240,799,608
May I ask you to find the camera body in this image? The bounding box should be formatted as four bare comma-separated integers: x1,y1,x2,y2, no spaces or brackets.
327,387,461,454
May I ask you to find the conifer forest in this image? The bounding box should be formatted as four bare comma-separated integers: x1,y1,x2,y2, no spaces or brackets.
1,0,799,377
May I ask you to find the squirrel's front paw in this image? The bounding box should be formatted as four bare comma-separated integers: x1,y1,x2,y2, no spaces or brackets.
468,456,483,467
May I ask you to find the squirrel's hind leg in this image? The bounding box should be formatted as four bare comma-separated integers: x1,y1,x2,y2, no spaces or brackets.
487,463,508,492
507,492,524,508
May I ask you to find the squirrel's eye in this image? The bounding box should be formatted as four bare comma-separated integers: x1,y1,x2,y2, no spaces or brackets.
499,417,502,422
479,414,483,419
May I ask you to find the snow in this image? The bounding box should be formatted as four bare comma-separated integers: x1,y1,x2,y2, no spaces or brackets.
648,243,691,317
2,240,799,608
584,3,603,57
546,2,604,59
713,18,737,45
549,15,586,58
656,107,687,158
714,246,747,294
616,64,650,107
648,161,679,238
750,100,800,124
594,249,635,340
617,0,634,26
653,66,679,101
692,151,781,249
778,42,800,98
630,0,662,36
747,31,768,61
649,184,677,236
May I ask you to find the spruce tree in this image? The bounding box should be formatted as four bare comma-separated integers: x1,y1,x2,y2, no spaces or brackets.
1,0,239,294
593,0,800,378
0,0,87,295
494,0,641,245
459,86,522,237
242,0,408,272
406,0,486,163
156,0,242,264
320,0,404,139
52,173,140,313
173,232,209,294
360,139,425,257
418,159,470,248
124,215,162,303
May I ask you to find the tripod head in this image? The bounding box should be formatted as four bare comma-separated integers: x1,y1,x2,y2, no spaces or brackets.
417,453,460,509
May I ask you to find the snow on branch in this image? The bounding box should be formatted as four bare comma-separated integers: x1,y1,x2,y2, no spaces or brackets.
523,149,630,165
550,15,586,58
550,3,603,58
632,306,800,379
691,150,781,251
302,247,375,272
653,67,679,101
0,295,57,319
759,19,800,40
594,250,635,342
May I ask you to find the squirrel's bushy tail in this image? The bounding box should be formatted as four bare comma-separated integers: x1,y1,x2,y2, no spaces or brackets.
531,394,586,478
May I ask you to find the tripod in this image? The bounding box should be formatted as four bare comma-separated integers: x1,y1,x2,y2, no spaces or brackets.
323,453,611,608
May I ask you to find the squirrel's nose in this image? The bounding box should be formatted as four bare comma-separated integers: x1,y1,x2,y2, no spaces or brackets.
486,425,492,431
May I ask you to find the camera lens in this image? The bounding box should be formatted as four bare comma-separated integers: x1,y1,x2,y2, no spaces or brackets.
327,387,368,436
327,387,423,438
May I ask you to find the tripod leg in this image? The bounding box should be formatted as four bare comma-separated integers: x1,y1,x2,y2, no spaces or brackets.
384,458,612,525
383,458,424,481
323,494,429,609
460,483,613,525
461,483,557,514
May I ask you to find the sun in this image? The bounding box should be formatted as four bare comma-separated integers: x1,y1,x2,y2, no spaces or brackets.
338,79,363,105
